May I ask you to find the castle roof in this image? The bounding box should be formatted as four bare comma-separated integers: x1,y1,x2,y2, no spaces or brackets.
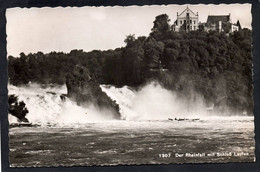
207,15,230,24
178,6,198,17
236,20,242,29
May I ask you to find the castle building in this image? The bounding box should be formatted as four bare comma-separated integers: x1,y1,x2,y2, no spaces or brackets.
172,7,241,33
172,6,199,32
204,14,241,33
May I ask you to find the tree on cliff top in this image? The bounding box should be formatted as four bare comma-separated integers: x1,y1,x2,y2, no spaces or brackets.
150,14,171,41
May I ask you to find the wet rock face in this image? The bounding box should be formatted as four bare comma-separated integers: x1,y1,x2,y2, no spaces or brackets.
66,66,121,119
8,94,29,123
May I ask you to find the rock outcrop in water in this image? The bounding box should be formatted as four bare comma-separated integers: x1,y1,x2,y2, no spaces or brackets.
8,94,29,123
66,65,121,119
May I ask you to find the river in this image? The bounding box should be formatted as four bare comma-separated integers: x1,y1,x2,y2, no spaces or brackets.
9,117,255,167
8,83,255,166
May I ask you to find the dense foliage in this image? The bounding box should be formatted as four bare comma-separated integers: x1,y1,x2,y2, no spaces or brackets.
8,14,253,114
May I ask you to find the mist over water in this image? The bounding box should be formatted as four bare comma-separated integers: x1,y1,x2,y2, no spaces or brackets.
101,82,209,120
8,82,248,125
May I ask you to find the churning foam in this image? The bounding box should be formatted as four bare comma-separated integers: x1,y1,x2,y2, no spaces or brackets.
101,82,209,120
8,84,115,125
8,82,248,125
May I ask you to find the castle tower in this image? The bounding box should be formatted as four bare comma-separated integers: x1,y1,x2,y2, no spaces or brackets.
173,6,199,32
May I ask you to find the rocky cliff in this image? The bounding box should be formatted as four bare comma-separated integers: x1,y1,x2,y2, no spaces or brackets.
66,65,121,119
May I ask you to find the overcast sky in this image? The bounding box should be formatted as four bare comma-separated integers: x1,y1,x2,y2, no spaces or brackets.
6,4,251,57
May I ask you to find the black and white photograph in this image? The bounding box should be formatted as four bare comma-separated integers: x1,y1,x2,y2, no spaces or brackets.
6,4,255,167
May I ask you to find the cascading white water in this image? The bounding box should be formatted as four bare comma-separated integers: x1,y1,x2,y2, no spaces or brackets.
101,82,209,120
8,84,115,125
8,82,246,125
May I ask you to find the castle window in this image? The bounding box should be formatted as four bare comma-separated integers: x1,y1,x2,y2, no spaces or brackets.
190,20,192,24
194,20,196,24
180,20,182,24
